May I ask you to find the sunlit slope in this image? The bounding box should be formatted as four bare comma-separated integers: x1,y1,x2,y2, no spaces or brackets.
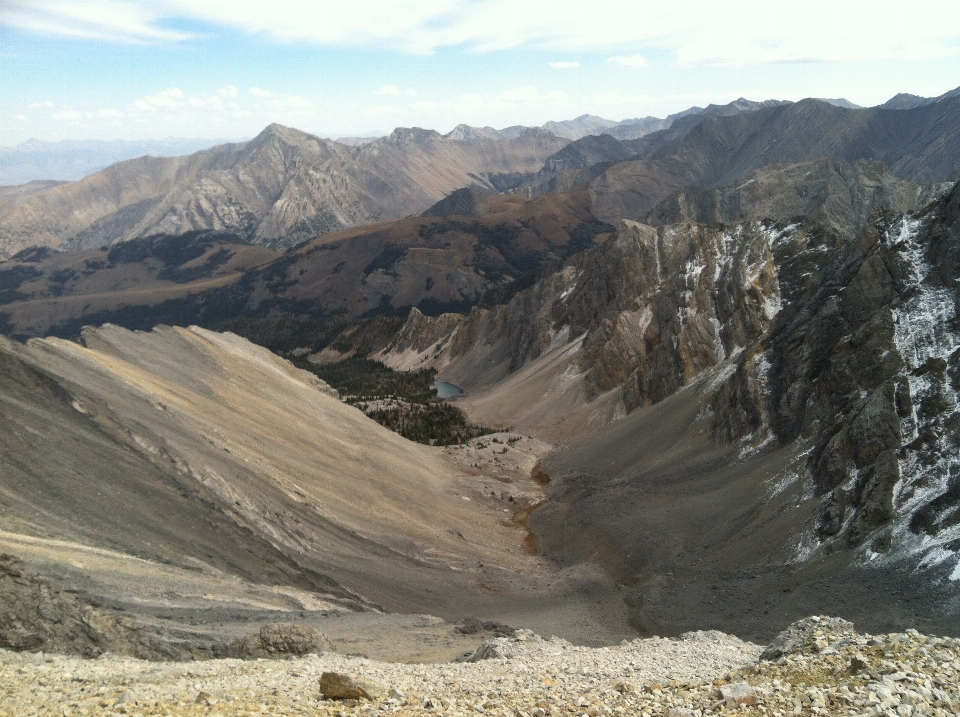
0,325,535,614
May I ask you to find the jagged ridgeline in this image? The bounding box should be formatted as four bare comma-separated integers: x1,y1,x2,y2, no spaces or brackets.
293,355,491,446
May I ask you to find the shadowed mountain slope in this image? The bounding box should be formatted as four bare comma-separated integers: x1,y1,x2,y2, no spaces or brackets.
494,99,798,199
644,158,952,237
0,190,613,341
589,95,960,224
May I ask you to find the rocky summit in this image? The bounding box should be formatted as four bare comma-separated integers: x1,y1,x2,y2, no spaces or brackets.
2,617,959,716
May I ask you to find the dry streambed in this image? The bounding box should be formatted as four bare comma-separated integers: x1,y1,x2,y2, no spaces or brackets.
3,617,959,717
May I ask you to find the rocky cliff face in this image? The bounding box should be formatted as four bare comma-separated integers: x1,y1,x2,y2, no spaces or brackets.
761,186,960,563
381,217,815,419
382,182,960,598
0,124,569,259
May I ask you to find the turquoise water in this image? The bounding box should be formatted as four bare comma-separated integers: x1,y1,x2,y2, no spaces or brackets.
431,381,463,399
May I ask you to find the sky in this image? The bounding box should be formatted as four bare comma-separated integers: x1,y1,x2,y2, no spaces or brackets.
2,0,960,146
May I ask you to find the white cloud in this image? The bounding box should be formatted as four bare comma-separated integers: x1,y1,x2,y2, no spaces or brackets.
1,0,192,43
26,100,55,109
13,114,27,120
249,87,274,97
28,85,322,140
281,95,314,108
550,61,579,69
607,53,648,68
128,87,185,113
4,1,958,66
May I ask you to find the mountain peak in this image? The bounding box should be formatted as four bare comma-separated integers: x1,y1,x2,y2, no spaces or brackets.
243,123,325,153
384,127,443,145
256,123,312,141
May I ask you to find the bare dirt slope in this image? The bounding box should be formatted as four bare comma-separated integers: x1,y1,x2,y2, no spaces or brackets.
534,366,960,643
0,325,632,658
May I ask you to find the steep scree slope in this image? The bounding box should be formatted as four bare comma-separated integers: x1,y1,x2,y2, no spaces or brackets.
0,324,586,629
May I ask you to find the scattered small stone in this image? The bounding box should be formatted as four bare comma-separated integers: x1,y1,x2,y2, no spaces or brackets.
720,681,759,706
1,617,957,717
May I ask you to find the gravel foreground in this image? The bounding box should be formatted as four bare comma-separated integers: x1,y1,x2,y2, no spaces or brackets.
2,617,958,717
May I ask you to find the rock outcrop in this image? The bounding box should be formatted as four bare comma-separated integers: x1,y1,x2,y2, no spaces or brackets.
0,553,107,656
230,624,333,659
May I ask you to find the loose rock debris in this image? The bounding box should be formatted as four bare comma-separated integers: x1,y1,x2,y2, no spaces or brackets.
2,616,959,716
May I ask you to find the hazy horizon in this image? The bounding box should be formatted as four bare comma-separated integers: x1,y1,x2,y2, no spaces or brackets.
2,1,959,146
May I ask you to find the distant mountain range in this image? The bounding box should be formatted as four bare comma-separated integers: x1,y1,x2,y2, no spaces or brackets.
0,137,240,186
0,124,568,259
2,87,948,188
587,94,960,223
2,88,958,263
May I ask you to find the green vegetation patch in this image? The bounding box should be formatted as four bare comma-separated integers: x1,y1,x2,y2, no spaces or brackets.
365,402,492,445
0,265,42,303
299,356,437,403
294,355,491,446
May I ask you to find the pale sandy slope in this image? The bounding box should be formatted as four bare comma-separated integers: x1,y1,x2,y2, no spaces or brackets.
0,325,630,647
